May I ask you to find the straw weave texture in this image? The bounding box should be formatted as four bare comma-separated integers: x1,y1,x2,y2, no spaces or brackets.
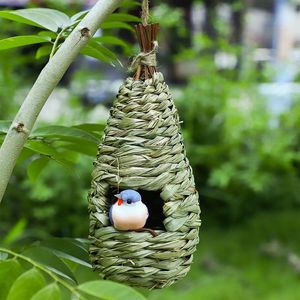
88,72,201,289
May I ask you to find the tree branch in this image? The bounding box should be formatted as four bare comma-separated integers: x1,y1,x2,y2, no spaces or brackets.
0,0,122,203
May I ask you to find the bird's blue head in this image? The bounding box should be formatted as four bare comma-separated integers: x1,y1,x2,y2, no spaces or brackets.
114,189,141,206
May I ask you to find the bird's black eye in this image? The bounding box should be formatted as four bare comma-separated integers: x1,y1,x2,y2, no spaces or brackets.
127,200,132,204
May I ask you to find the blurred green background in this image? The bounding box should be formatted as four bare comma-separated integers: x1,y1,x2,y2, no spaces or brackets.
1,0,300,299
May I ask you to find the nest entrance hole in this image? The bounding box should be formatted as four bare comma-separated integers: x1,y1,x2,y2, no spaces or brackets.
108,187,165,230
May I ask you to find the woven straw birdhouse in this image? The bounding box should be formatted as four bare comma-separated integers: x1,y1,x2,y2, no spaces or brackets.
88,22,201,289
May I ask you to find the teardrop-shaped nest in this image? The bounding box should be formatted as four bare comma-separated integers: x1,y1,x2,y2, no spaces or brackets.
88,72,201,289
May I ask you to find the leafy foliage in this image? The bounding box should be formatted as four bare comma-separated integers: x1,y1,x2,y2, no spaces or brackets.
0,122,103,182
0,7,139,62
0,238,146,300
0,120,105,237
0,35,50,50
175,34,300,223
0,9,71,32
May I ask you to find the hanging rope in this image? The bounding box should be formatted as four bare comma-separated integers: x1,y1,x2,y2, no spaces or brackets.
141,0,149,26
129,41,158,74
128,0,160,79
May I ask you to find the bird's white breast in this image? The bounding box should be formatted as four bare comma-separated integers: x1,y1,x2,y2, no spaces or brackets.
112,201,149,230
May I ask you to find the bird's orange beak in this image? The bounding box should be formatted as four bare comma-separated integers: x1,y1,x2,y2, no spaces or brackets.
114,194,122,206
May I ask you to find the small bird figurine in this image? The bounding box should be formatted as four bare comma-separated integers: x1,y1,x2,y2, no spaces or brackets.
109,189,157,236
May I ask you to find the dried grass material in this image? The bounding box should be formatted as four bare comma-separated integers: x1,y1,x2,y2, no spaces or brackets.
88,72,201,289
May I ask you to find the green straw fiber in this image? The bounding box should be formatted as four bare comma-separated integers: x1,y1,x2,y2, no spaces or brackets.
88,72,201,289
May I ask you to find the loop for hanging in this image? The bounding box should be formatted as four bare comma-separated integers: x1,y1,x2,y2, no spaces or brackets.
132,23,160,80
129,41,158,74
129,1,159,80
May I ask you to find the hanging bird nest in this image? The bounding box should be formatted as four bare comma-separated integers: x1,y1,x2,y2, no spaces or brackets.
88,21,201,289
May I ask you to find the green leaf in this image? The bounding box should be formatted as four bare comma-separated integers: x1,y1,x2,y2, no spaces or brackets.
72,125,103,138
106,13,140,23
121,0,141,8
31,283,61,300
39,238,91,268
25,140,59,157
25,140,76,168
93,36,130,49
2,219,27,246
82,41,121,66
73,238,90,248
88,40,120,64
7,268,46,300
55,141,97,157
71,10,89,22
0,9,70,32
0,259,24,300
73,264,99,284
22,246,76,283
17,147,36,163
32,125,98,144
101,21,134,32
27,156,50,182
22,8,70,30
81,44,115,65
38,31,57,39
78,281,146,300
36,45,52,59
0,35,50,51
73,123,105,134
0,11,43,28
0,120,11,134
